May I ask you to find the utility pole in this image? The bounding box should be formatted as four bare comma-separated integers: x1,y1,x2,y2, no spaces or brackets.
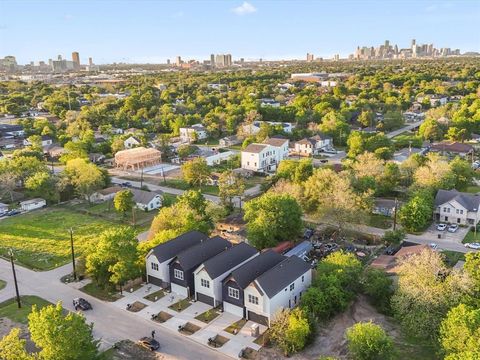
393,197,398,231
9,249,21,309
140,168,144,189
69,228,77,281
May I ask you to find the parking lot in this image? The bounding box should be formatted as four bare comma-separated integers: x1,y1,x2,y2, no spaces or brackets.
423,223,469,244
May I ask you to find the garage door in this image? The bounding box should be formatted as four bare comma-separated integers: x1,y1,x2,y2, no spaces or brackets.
196,292,214,306
148,275,163,287
224,302,244,317
247,310,269,326
171,283,188,297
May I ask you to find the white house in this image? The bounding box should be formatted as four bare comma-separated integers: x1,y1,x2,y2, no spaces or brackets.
219,135,241,147
241,138,289,173
434,189,480,226
259,98,281,108
146,231,209,288
130,188,162,211
205,151,236,166
193,243,258,306
293,134,333,156
124,136,141,149
243,256,312,326
0,202,9,215
243,121,294,135
23,135,53,148
89,186,123,203
179,124,208,143
20,198,46,212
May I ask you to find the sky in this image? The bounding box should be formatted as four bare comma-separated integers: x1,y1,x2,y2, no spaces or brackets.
0,0,479,64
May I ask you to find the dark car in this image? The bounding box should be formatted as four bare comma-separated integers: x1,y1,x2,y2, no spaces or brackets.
73,297,92,311
138,337,160,351
121,182,132,188
6,209,21,216
303,229,314,240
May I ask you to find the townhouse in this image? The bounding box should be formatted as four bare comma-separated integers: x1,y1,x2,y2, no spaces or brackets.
241,137,289,173
434,189,480,226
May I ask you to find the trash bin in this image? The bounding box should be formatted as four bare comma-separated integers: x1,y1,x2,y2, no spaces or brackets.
251,324,259,337
438,234,441,239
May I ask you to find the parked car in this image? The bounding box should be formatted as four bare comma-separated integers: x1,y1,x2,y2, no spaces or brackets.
323,149,337,154
447,224,459,233
138,337,160,351
303,228,314,240
436,223,447,231
429,243,438,250
121,182,132,188
73,298,92,311
6,209,21,217
465,242,480,250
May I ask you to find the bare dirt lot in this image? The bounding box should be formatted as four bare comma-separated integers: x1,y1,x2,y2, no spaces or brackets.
105,339,164,360
257,295,438,360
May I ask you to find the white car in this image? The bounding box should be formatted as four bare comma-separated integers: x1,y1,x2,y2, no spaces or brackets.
447,224,459,233
429,243,438,250
436,223,447,231
465,242,480,250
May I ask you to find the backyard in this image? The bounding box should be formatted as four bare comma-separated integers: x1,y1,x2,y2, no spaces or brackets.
0,207,122,270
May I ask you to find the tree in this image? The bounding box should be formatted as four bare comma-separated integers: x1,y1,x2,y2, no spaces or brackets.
270,308,311,355
413,153,454,190
177,189,209,216
346,322,395,360
218,170,245,208
277,159,313,184
28,302,100,360
381,110,404,131
398,192,432,232
351,152,384,180
450,157,475,190
62,158,105,203
110,138,125,154
419,118,444,141
382,229,405,246
464,252,480,306
177,144,196,159
25,171,59,203
244,193,302,249
0,328,34,360
303,168,372,232
114,189,135,217
439,304,480,360
85,227,140,290
358,110,374,128
181,158,211,187
391,249,472,339
361,268,393,313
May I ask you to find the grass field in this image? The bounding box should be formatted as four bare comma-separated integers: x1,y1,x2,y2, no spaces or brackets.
0,279,6,290
442,250,466,267
80,282,123,302
463,229,480,244
0,207,121,270
164,178,220,195
464,185,480,194
0,295,52,324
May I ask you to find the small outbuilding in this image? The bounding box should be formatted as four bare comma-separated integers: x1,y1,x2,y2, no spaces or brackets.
20,198,46,212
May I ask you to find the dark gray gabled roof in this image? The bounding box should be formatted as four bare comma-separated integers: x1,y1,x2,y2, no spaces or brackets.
201,242,258,279
172,236,232,271
150,231,208,263
255,256,311,298
435,189,480,212
223,250,285,289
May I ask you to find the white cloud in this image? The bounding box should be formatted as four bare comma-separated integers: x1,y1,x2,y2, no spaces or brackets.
232,2,257,15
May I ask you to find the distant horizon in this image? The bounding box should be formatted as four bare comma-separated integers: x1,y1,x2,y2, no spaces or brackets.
1,0,479,65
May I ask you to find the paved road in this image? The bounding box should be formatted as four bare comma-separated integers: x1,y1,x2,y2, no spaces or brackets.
0,260,228,360
386,120,423,139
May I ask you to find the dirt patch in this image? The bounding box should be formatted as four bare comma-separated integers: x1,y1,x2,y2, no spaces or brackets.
208,334,230,348
178,322,201,335
106,340,163,359
257,295,401,360
126,301,147,313
152,311,173,323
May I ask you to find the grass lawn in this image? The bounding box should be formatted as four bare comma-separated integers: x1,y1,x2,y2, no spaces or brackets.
194,308,221,323
162,193,178,207
80,282,123,302
164,179,219,196
367,214,393,229
442,250,466,267
463,229,480,244
168,298,192,312
0,279,5,291
0,207,121,270
144,289,166,302
224,318,247,334
0,295,52,324
464,185,480,194
396,335,440,360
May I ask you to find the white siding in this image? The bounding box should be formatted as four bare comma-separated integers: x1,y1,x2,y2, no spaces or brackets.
194,267,215,300
146,254,170,285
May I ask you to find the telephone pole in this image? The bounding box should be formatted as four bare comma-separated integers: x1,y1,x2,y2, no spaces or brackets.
393,197,398,231
9,249,21,309
69,228,77,281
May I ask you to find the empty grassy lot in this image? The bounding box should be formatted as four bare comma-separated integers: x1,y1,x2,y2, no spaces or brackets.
0,207,120,270
0,295,52,323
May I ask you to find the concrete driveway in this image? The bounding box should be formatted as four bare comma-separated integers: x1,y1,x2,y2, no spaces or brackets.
422,223,469,244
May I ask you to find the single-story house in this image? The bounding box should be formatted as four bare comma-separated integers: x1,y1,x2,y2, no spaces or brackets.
130,188,162,211
430,142,474,158
89,186,123,203
392,147,424,163
0,202,9,214
169,236,232,297
20,198,46,212
434,189,480,225
23,135,53,148
372,244,438,275
222,250,285,318
373,198,399,217
194,242,258,306
243,256,312,326
146,231,209,288
124,136,141,149
219,135,241,147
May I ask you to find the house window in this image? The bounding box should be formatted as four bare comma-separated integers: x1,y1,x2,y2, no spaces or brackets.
302,275,304,282
151,262,158,271
456,209,459,214
460,210,464,214
248,294,259,305
174,269,184,280
201,279,210,288
290,283,295,291
228,287,240,299
443,207,447,212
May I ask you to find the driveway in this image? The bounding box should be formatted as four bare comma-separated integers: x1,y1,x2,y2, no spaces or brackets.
0,260,228,360
421,223,469,244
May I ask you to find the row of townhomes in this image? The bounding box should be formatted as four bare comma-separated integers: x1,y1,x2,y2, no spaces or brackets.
146,231,312,326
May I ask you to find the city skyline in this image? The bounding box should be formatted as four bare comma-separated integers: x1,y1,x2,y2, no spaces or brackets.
0,0,479,64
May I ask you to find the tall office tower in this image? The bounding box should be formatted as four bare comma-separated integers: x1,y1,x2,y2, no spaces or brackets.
166,59,170,65
89,57,93,66
57,54,62,60
306,53,314,62
48,59,53,67
175,56,182,66
394,44,399,55
210,54,215,67
225,54,232,66
215,54,225,67
72,52,80,69
385,40,390,49
411,39,416,48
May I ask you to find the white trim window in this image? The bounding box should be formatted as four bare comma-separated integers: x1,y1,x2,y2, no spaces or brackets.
248,294,259,305
174,269,184,280
228,287,240,299
201,279,210,288
151,262,159,271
